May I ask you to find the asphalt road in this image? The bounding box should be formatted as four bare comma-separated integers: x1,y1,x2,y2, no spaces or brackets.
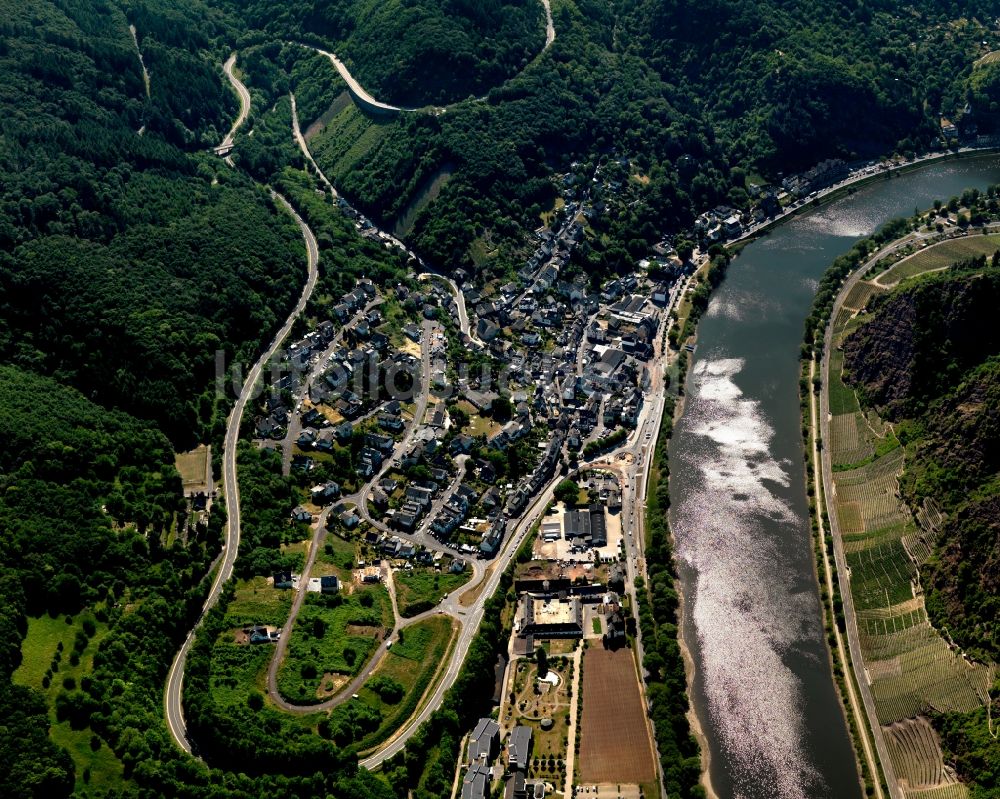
165,60,320,753
221,54,250,152
291,92,336,198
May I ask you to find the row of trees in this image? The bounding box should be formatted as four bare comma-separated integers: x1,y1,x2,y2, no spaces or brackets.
634,393,705,798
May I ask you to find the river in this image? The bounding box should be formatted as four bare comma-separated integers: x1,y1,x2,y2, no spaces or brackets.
667,155,1000,799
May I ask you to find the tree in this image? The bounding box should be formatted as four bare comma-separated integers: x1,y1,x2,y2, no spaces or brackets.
553,479,581,505
676,239,695,262
491,396,513,423
536,646,548,679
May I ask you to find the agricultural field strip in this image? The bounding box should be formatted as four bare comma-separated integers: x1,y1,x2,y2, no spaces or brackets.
876,234,1000,287
884,717,957,790
902,785,968,799
577,649,656,785
843,280,887,311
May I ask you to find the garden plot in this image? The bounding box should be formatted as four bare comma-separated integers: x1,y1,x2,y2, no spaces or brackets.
843,521,911,554
847,538,917,612
858,602,926,640
902,532,933,564
579,648,656,788
860,618,934,663
828,349,861,415
507,655,573,784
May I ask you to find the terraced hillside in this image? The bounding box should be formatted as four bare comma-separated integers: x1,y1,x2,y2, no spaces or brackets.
826,244,1000,798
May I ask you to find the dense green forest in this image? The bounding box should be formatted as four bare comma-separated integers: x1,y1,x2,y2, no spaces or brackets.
615,0,997,168
222,0,545,106
842,258,1000,797
0,1,377,796
300,0,1000,279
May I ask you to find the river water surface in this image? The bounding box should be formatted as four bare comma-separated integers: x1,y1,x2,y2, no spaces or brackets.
667,156,1000,799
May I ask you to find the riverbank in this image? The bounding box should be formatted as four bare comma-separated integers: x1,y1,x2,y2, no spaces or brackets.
730,146,1000,252
652,264,719,799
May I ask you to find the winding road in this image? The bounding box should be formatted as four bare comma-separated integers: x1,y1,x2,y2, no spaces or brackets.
218,53,251,160
165,60,320,755
298,0,555,116
168,5,620,768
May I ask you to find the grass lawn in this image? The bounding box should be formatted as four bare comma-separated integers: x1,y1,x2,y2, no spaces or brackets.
352,615,455,752
210,577,294,712
175,444,209,486
210,636,274,708
51,723,123,792
467,412,500,438
321,532,359,577
225,577,293,627
540,196,566,226
277,584,393,703
13,612,121,791
394,568,472,617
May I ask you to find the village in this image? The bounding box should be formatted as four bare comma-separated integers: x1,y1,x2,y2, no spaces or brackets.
184,155,694,797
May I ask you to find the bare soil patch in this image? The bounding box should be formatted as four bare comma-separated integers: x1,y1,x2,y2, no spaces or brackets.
316,672,350,698
579,648,656,784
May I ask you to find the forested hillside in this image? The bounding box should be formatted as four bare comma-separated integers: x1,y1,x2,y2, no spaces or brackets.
220,0,545,106
615,0,995,169
0,0,308,444
0,1,374,796
299,0,1000,279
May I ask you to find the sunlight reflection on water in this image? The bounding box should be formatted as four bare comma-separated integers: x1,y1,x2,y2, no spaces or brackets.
674,358,823,798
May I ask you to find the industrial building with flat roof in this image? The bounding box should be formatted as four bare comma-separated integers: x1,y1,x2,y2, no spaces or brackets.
563,504,607,547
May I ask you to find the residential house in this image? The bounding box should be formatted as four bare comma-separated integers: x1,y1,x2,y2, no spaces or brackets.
604,610,627,647
334,421,354,443
468,718,500,763
461,762,490,799
310,482,341,504
508,726,532,772
339,511,360,530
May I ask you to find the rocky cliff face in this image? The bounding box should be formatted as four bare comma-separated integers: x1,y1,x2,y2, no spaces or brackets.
843,262,1000,660
843,265,1000,420
925,494,1000,659
916,359,1000,659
